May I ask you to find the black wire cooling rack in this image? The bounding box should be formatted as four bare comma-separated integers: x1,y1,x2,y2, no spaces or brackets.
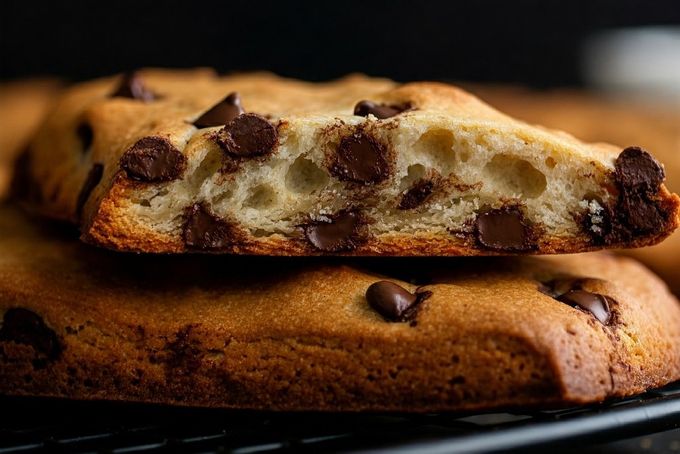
1,381,680,453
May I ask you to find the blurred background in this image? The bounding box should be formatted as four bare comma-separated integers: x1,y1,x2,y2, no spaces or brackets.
1,0,679,91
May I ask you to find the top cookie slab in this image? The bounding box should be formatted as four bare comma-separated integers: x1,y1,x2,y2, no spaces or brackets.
23,69,680,255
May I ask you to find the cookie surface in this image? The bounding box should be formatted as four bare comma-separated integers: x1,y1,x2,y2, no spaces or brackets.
471,85,680,294
24,69,679,255
1,205,679,411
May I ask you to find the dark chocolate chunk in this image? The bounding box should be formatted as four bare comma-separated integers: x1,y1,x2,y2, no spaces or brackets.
398,179,435,210
183,203,239,250
557,290,612,325
302,210,365,252
617,190,665,233
583,146,669,245
193,92,244,128
331,133,389,184
354,100,409,119
615,147,665,192
366,281,431,322
76,122,94,152
216,113,277,157
76,163,104,218
614,146,666,234
120,137,187,182
540,277,613,325
0,308,62,360
110,72,155,101
475,206,533,251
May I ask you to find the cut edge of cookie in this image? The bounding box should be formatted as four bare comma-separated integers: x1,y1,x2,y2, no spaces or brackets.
25,71,680,255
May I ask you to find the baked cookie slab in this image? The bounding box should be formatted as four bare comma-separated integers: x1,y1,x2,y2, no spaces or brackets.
23,69,679,255
1,206,679,411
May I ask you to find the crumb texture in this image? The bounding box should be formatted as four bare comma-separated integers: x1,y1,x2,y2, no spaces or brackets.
25,69,679,254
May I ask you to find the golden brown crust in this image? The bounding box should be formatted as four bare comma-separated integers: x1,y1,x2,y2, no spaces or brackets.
1,206,679,411
24,70,680,256
80,177,679,255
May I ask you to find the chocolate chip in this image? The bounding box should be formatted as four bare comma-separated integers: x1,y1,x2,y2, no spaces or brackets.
183,203,239,250
557,290,612,325
110,72,155,101
331,133,389,184
615,147,665,192
120,137,187,182
617,190,665,232
0,308,62,360
76,163,104,218
215,113,277,158
398,179,435,210
582,147,669,245
475,206,533,251
194,92,244,128
354,100,410,119
302,210,365,252
613,146,666,234
76,122,94,152
540,278,613,325
366,281,432,322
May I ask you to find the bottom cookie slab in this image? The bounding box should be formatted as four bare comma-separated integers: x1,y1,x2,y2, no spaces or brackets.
0,205,679,412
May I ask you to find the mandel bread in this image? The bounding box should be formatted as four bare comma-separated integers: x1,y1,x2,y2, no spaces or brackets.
20,70,680,255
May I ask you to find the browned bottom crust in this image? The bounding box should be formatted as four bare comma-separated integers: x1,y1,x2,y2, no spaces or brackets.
1,205,680,411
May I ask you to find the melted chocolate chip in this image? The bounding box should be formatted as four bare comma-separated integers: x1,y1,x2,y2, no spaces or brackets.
331,133,389,184
76,163,104,218
120,137,187,182
540,277,613,325
475,206,533,251
110,72,155,101
366,281,432,322
615,147,665,192
194,92,244,128
583,146,669,245
215,113,277,157
76,122,94,152
302,210,365,252
613,146,667,234
354,100,409,119
183,203,239,250
557,290,612,325
398,179,435,210
0,308,62,360
617,191,666,232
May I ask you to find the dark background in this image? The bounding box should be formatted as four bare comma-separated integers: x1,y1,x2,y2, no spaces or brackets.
1,0,679,87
